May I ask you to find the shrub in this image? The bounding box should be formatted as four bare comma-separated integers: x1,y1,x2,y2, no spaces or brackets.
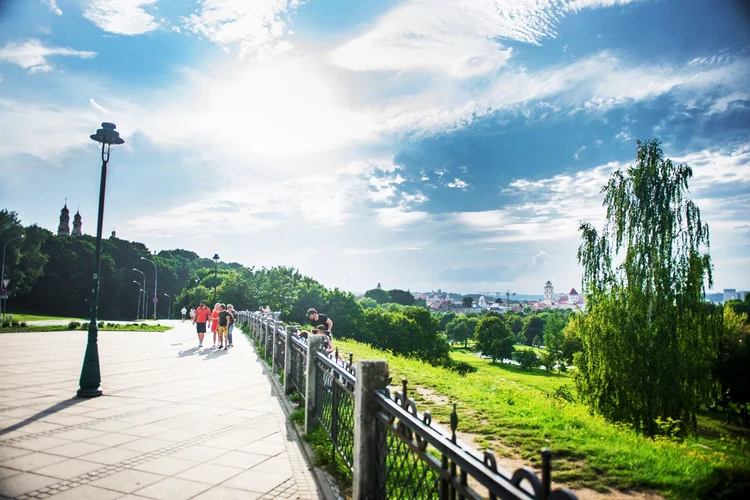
513,349,540,371
1,320,10,328
20,322,27,327
10,320,19,327
447,360,478,375
67,321,81,330
97,322,104,328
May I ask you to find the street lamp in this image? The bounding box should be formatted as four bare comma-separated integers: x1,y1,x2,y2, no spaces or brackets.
212,254,220,302
133,268,146,319
1,234,25,319
77,122,124,399
141,257,157,320
132,281,142,320
164,293,171,319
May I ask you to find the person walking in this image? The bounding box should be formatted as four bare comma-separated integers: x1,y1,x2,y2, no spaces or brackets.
210,303,220,347
180,306,187,322
189,308,195,321
192,301,211,348
227,304,237,348
217,304,230,350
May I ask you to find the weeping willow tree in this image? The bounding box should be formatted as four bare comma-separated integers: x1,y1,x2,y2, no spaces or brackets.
574,139,723,436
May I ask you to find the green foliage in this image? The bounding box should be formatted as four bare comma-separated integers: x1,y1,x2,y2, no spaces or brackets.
358,297,378,309
338,338,750,499
716,306,750,413
438,311,457,331
514,349,541,371
68,321,81,330
447,359,478,375
387,289,415,305
542,313,566,371
522,315,545,346
461,296,473,308
574,139,722,436
364,287,391,304
445,315,478,348
474,315,514,363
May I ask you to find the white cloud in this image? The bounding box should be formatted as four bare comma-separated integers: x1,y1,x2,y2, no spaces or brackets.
41,0,63,16
531,250,550,269
446,178,469,189
0,39,96,73
182,0,302,59
82,0,160,35
331,0,642,78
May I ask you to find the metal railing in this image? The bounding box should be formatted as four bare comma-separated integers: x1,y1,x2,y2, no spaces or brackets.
237,311,577,500
314,348,356,471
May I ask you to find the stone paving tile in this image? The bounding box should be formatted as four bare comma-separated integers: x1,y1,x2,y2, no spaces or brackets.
191,485,261,500
0,452,68,472
133,477,212,500
45,484,122,500
33,459,103,480
0,472,58,497
89,469,166,494
0,324,322,499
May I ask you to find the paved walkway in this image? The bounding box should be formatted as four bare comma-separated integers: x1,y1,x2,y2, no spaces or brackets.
0,322,321,500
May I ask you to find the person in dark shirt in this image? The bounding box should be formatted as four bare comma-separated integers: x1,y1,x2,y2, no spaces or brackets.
307,308,333,336
217,304,231,351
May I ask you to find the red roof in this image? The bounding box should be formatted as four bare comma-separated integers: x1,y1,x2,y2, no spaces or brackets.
569,288,579,295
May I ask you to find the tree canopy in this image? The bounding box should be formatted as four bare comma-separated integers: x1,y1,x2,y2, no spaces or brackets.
573,139,722,436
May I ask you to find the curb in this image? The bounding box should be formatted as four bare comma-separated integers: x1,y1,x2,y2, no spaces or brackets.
246,332,339,500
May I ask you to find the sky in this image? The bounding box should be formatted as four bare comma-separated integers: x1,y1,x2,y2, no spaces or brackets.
0,0,748,295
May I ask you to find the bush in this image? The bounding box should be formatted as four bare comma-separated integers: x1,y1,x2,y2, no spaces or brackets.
67,321,81,330
20,322,27,327
513,349,540,371
447,360,478,375
1,320,10,328
97,322,104,328
10,320,19,327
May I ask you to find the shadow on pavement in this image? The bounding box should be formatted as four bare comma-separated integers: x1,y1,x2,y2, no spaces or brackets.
0,398,86,436
177,346,200,357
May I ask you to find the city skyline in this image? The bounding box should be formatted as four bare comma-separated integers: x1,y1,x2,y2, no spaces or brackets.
1,0,748,295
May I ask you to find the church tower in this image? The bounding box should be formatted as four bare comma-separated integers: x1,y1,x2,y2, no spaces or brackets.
57,201,70,236
544,280,554,304
72,209,82,236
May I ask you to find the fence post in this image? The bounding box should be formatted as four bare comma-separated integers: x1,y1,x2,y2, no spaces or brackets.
272,321,280,373
305,334,326,434
353,360,389,500
284,325,295,394
264,318,270,358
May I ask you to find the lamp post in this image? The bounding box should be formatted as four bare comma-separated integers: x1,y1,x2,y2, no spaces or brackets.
77,122,124,398
1,234,24,320
212,254,220,303
132,281,141,320
506,289,517,309
164,293,171,319
141,257,157,320
133,268,146,319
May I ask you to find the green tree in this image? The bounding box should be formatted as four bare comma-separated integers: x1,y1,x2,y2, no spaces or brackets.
388,289,415,306
461,296,473,308
438,312,457,331
574,139,722,436
522,315,545,346
542,313,566,371
474,315,514,364
364,287,391,304
358,297,378,309
514,349,541,371
445,316,478,348
716,306,750,422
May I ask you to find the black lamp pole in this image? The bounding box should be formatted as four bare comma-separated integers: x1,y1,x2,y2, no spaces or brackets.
77,122,124,398
212,254,220,303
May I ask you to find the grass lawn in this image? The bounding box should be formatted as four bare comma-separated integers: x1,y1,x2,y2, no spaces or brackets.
336,339,750,499
2,313,83,322
0,323,171,333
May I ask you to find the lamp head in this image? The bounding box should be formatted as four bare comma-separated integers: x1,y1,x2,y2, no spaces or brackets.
90,122,125,145
212,254,220,261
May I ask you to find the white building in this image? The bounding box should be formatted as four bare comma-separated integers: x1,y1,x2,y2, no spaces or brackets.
543,281,554,305
724,289,737,302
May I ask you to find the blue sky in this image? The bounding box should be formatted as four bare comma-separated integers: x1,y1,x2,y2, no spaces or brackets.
0,0,748,295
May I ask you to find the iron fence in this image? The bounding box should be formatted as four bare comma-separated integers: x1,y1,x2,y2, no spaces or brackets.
241,311,577,500
314,349,356,471
289,335,307,403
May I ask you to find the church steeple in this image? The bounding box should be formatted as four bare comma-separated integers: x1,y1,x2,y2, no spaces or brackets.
57,200,70,236
72,208,82,237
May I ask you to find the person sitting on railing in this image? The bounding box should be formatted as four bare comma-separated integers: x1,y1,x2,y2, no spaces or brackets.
306,308,333,337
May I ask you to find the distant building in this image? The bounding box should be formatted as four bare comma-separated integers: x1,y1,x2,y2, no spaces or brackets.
724,289,737,302
57,202,70,236
543,280,554,305
72,210,82,236
110,229,117,239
